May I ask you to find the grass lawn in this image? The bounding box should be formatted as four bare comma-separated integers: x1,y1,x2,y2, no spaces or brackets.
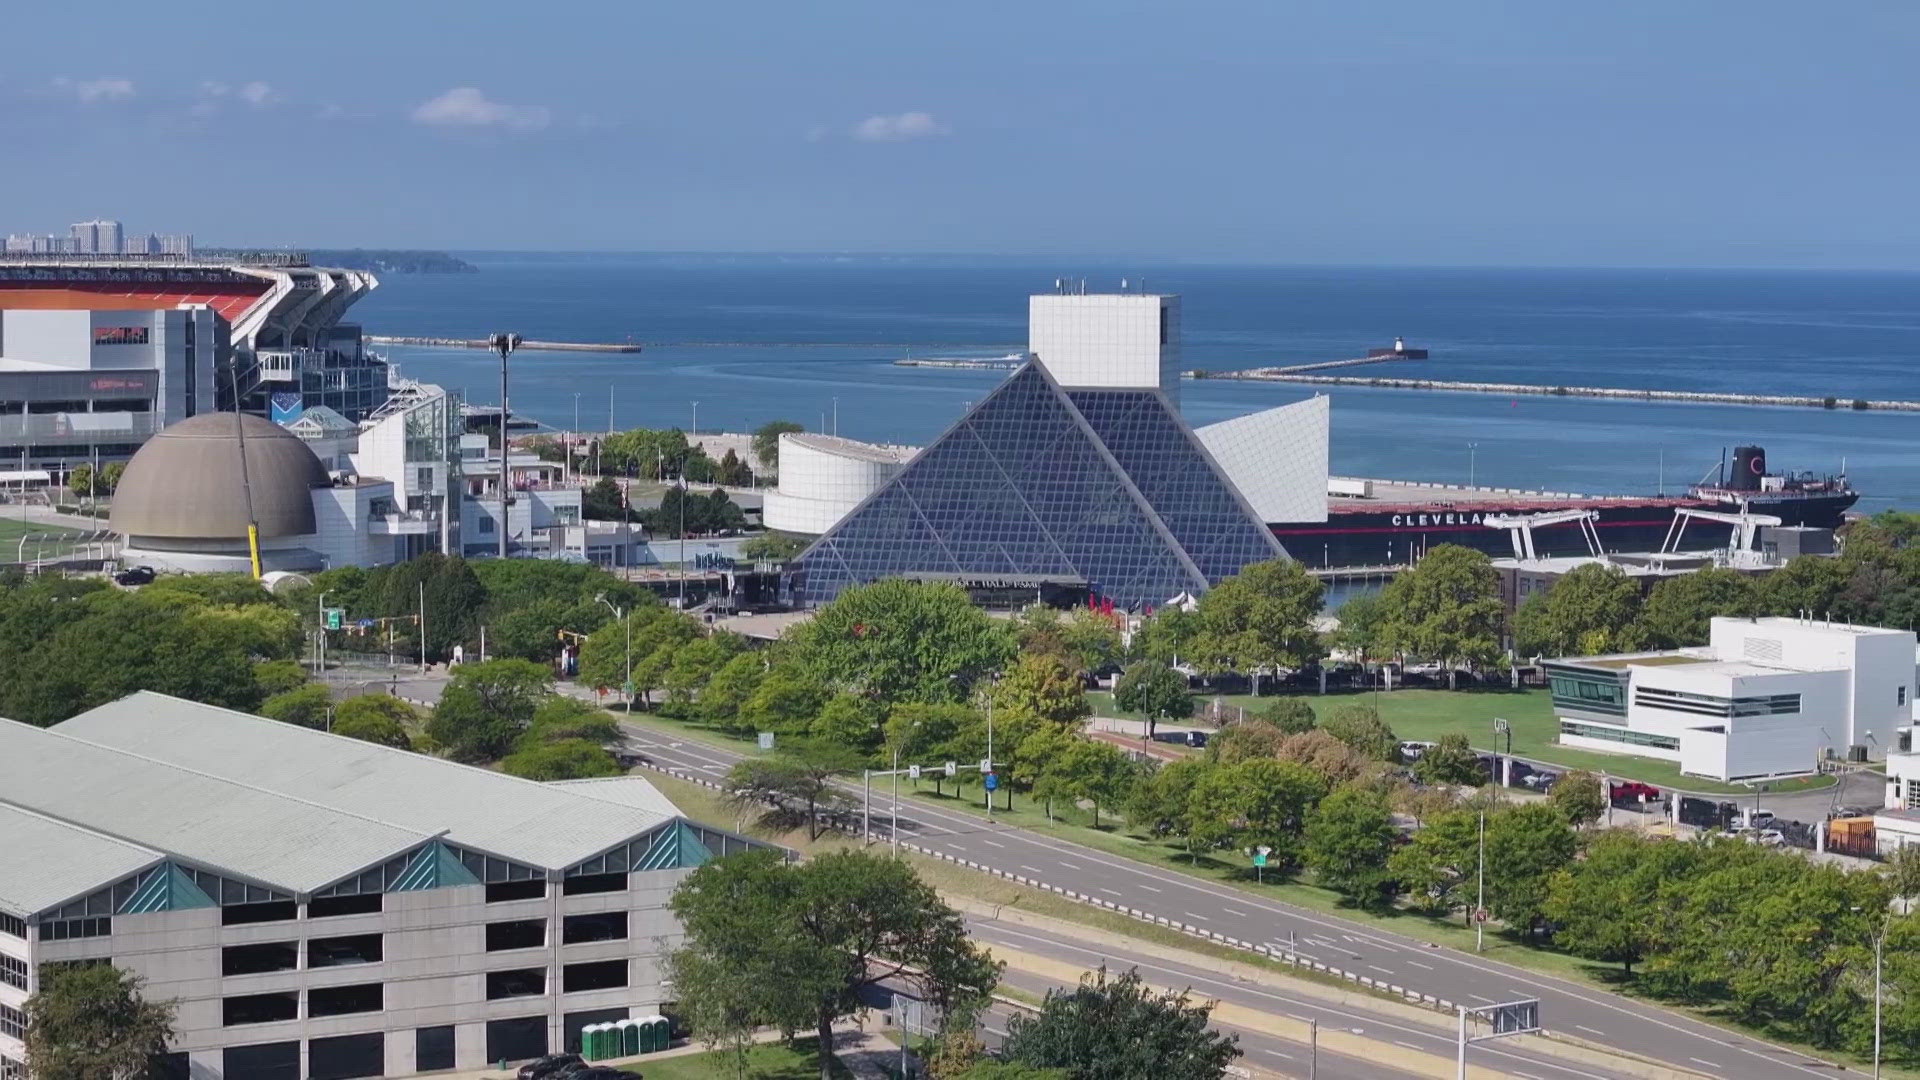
621,1036,853,1079
0,516,84,556
1089,687,1831,795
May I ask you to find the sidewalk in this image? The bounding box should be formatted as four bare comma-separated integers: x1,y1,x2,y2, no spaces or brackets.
437,1020,899,1080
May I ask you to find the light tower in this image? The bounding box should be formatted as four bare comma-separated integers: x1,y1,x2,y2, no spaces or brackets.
488,333,522,559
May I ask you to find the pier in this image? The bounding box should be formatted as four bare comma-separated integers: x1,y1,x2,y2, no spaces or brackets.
1205,370,1920,413
368,335,644,354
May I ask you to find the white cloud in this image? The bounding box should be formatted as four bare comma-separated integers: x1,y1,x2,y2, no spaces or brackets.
411,87,550,133
238,81,276,107
52,77,135,104
851,111,949,142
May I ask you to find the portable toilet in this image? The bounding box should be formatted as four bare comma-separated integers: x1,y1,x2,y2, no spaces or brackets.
643,1014,672,1052
581,1023,610,1061
616,1018,639,1056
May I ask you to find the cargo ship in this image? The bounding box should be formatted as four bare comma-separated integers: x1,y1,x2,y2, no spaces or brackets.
1273,445,1857,569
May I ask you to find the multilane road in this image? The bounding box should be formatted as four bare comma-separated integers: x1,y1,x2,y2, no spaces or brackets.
622,721,1863,1080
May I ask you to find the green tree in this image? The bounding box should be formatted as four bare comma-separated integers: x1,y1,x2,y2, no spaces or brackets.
752,420,804,473
1633,567,1760,650
1111,661,1193,737
523,695,619,745
1130,605,1201,666
669,850,1000,1080
23,963,177,1080
426,658,552,763
1319,703,1398,761
811,692,883,750
702,652,768,731
251,658,308,698
583,475,631,521
715,447,753,486
1305,785,1399,907
785,579,1017,707
1512,563,1645,657
955,1065,1069,1080
1125,757,1214,840
1328,592,1387,665
1887,844,1920,904
1484,803,1577,936
1388,810,1480,916
724,742,863,840
663,634,746,713
1544,831,1698,974
1001,966,1240,1080
1755,554,1853,620
1413,732,1481,786
1549,769,1606,826
1258,696,1317,734
1207,719,1287,764
259,683,334,729
331,694,417,749
740,531,809,562
1053,737,1137,829
741,665,831,735
992,651,1092,728
501,738,622,780
1191,558,1324,693
1186,758,1325,866
1376,544,1504,686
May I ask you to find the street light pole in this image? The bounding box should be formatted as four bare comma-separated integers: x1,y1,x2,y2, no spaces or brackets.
596,595,630,710
1476,810,1487,953
1468,442,1480,489
571,392,582,484
489,333,522,560
1875,918,1886,1080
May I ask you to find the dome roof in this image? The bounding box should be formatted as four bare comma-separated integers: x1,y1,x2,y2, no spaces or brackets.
110,413,331,540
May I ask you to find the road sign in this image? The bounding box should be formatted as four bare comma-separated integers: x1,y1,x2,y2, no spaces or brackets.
908,765,921,780
1251,849,1269,868
622,680,636,697
943,761,957,777
1472,908,1490,924
757,732,775,750
1488,1000,1539,1035
324,608,345,631
983,772,999,792
979,758,992,773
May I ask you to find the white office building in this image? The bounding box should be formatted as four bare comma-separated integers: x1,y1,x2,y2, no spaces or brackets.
761,433,917,536
1027,291,1182,400
1545,616,1919,782
0,692,771,1080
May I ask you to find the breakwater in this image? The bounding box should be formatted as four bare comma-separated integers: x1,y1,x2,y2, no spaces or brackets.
1205,370,1920,413
368,335,644,354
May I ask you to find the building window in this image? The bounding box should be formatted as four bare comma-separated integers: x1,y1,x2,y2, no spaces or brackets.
309,894,383,919
0,912,23,939
0,1003,23,1039
486,919,547,952
309,982,384,1017
308,1033,385,1080
486,880,546,903
415,1026,456,1072
563,911,628,945
223,1041,299,1080
308,933,383,968
563,959,629,993
222,991,299,1026
222,942,299,976
2,1053,26,1080
478,516,496,535
416,466,434,489
1631,687,1802,719
486,968,547,1000
562,872,626,896
486,1016,549,1065
1560,720,1680,751
0,953,25,990
1546,667,1628,717
39,916,110,941
1901,686,1909,707
222,901,297,926
1905,779,1920,811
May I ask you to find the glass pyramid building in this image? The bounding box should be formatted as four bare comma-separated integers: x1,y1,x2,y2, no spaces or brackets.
791,360,1286,610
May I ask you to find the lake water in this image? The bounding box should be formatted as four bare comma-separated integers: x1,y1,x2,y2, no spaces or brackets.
355,255,1920,509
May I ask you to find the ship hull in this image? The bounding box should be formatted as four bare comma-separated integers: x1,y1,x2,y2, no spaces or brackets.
1272,492,1858,570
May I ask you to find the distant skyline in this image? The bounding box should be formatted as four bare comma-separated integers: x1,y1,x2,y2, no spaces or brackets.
5,1,1919,268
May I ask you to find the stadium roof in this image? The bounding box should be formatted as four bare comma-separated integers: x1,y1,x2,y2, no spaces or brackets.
58,692,680,874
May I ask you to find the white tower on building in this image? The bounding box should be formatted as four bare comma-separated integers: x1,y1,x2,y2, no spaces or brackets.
1028,288,1183,402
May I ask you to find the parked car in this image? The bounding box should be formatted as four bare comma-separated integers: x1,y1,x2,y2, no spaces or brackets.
517,1054,584,1080
1520,771,1558,791
1398,740,1436,762
113,566,155,586
1609,781,1662,802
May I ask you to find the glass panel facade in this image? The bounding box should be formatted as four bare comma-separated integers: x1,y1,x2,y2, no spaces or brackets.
1545,664,1629,717
1561,720,1680,751
793,364,1280,611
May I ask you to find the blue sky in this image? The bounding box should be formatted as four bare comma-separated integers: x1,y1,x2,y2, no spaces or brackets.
4,0,1918,267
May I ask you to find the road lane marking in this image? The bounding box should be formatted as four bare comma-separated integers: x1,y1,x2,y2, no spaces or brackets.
1689,1059,1720,1070
1020,866,1045,874
981,840,1006,849
1221,907,1249,917
1059,861,1081,869
1099,889,1122,897
1259,1048,1292,1059
1407,961,1434,971
1138,885,1162,893
1575,1025,1605,1036
1185,912,1211,921
1368,965,1394,976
